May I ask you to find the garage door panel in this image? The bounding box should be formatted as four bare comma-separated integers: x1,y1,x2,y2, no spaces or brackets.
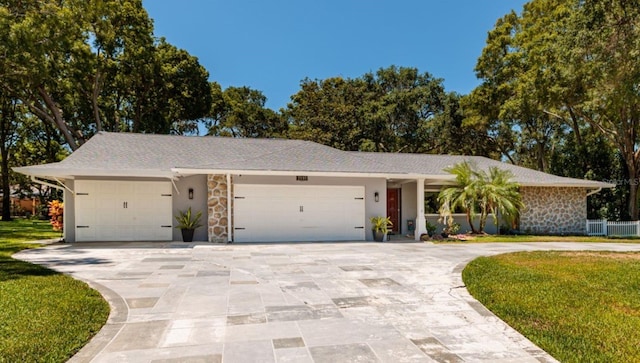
233,184,365,243
75,180,172,242
76,226,95,241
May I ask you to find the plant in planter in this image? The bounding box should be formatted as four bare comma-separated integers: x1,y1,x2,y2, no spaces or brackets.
426,221,437,237
175,207,203,242
370,216,392,242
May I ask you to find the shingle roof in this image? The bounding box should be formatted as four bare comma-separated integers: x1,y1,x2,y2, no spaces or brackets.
352,152,604,187
15,132,612,188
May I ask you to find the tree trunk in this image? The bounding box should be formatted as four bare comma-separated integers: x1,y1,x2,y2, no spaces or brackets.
629,184,639,221
92,71,103,132
478,210,487,234
0,99,13,221
466,209,478,234
567,106,582,146
0,151,10,221
623,154,639,220
0,127,11,221
536,141,546,172
37,86,81,150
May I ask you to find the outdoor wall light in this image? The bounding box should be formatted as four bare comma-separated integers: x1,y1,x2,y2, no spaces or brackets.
374,191,379,202
188,188,194,200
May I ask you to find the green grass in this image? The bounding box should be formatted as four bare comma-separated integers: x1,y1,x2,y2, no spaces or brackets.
463,251,640,362
0,219,109,362
437,234,640,243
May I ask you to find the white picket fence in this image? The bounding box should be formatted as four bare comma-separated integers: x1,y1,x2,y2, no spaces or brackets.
586,219,640,237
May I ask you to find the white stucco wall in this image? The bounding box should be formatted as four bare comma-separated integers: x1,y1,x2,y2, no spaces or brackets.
63,179,75,243
233,175,387,240
173,175,209,241
401,182,417,235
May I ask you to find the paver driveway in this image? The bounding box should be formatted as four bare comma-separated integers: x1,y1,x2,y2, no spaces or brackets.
15,241,640,362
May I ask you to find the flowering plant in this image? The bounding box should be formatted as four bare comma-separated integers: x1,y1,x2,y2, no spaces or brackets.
48,200,64,231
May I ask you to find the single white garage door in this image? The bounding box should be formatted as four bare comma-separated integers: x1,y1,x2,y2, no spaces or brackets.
74,180,173,242
233,184,365,242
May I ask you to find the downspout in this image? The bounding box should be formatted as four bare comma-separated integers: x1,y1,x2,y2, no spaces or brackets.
227,173,233,243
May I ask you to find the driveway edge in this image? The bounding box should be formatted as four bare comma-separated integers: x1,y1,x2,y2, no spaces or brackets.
67,278,129,363
452,259,558,363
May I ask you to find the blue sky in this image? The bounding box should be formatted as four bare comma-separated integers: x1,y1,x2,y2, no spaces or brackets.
143,1,528,111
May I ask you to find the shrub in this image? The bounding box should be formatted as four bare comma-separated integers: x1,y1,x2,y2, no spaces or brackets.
48,200,64,231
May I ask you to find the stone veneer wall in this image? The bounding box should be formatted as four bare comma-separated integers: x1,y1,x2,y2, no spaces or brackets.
519,186,587,235
207,174,228,242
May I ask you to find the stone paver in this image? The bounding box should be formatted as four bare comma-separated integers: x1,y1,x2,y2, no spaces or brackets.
15,241,640,362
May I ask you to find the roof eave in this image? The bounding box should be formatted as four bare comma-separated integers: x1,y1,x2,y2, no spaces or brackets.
518,181,615,188
13,166,174,179
172,167,452,180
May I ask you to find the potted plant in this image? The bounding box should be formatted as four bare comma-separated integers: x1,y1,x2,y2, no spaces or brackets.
370,216,392,242
175,207,203,242
426,221,437,237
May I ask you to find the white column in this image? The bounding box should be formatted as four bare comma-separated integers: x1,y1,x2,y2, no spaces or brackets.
415,178,426,241
63,188,69,242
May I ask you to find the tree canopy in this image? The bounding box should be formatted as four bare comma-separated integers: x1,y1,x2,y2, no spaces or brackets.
286,66,495,155
468,0,640,219
0,0,211,149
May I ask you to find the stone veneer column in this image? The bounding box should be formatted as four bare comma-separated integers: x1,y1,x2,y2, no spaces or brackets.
519,187,587,235
207,174,228,242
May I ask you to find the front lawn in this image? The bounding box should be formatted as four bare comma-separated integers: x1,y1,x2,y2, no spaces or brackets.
0,219,109,362
463,251,640,362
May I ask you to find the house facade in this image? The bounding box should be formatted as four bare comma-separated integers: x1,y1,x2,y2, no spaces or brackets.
14,132,612,243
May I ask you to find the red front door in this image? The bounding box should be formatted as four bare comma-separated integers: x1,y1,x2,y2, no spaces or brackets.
386,189,400,233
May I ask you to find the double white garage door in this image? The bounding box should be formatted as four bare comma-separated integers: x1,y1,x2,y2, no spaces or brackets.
74,180,173,242
233,184,366,242
74,181,365,242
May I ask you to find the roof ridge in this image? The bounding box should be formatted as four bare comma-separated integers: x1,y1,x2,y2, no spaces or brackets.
97,131,309,144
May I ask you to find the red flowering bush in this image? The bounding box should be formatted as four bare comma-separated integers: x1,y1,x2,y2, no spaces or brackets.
48,200,64,231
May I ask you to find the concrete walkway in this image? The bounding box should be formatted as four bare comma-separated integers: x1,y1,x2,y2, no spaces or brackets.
15,241,640,363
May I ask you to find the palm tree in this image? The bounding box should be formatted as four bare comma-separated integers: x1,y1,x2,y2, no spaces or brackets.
438,161,523,234
438,161,481,233
477,167,523,233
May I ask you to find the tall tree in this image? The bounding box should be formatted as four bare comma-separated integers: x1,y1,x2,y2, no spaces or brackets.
566,0,640,219
208,84,286,138
286,77,368,150
0,0,211,148
0,0,87,149
287,66,463,153
0,94,20,221
360,66,445,152
468,5,567,172
549,127,624,220
472,0,640,219
427,93,497,157
12,117,67,215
